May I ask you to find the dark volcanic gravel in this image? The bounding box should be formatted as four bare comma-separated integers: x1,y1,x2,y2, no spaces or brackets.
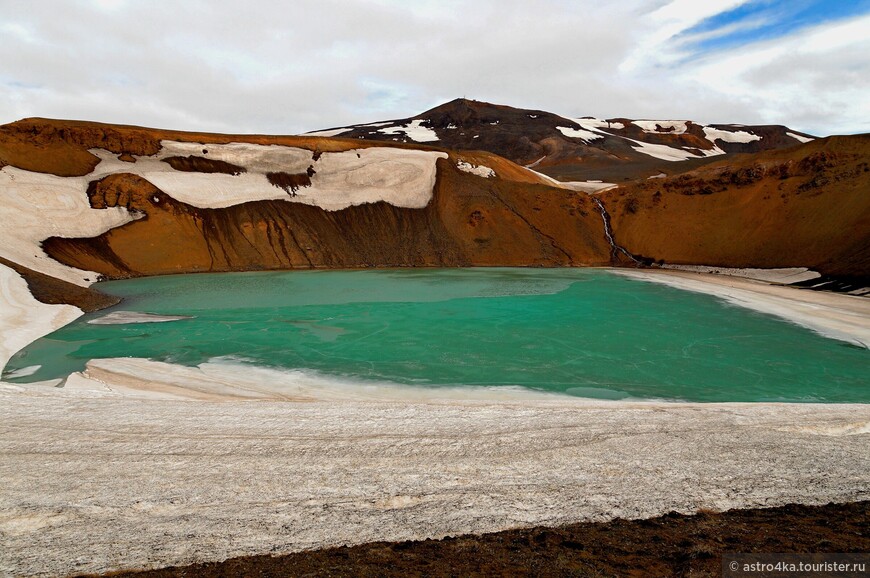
96,501,869,578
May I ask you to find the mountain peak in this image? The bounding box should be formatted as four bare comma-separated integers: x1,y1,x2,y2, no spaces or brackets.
421,97,489,117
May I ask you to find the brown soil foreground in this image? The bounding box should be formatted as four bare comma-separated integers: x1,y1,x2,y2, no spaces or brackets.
92,501,869,578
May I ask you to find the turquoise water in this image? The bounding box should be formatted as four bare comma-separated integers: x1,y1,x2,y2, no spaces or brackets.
4,268,868,402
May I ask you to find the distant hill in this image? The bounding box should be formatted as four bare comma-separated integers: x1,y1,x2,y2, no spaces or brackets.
307,98,817,182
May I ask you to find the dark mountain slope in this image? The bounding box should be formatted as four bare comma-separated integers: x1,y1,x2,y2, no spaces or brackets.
309,98,816,182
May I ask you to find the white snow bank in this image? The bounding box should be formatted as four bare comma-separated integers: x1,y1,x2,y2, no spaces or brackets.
378,119,439,143
0,165,141,286
525,156,546,168
556,126,603,142
87,312,194,325
568,117,625,131
632,120,688,134
787,132,814,144
624,138,708,162
456,161,495,178
0,263,82,373
523,167,615,192
661,265,821,284
128,143,447,211
616,269,869,348
0,141,447,287
304,127,352,137
567,181,617,193
703,126,761,144
146,141,313,174
66,357,570,402
524,167,569,187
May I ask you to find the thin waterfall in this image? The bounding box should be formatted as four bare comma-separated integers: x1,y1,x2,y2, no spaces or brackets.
591,196,642,265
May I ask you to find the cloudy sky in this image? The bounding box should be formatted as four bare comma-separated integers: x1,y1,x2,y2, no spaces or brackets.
2,0,868,136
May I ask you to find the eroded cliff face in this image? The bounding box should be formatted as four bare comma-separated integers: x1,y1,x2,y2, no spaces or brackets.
599,135,870,280
0,118,612,289
42,159,611,278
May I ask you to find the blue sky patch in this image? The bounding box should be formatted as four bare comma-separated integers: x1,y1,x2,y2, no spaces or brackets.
681,0,870,54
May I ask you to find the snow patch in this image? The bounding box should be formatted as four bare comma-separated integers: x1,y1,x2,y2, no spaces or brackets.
787,132,814,144
703,126,761,144
0,264,82,374
136,142,447,211
3,364,41,378
378,119,439,143
556,126,603,142
88,312,194,325
523,168,615,192
525,156,546,168
0,165,141,286
632,120,688,134
72,357,572,402
625,138,709,162
661,265,821,284
305,121,392,137
0,142,447,287
456,161,495,178
696,146,727,157
304,127,352,138
568,181,617,193
617,269,868,348
561,117,625,131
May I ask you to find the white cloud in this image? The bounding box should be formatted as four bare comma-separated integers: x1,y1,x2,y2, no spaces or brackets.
0,0,866,136
620,0,751,72
671,13,870,134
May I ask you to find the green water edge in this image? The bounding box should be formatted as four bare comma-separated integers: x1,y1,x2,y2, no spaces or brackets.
4,268,868,402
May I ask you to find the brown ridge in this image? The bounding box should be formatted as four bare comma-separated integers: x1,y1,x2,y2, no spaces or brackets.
0,117,443,177
87,500,870,578
600,134,870,279
0,255,119,312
